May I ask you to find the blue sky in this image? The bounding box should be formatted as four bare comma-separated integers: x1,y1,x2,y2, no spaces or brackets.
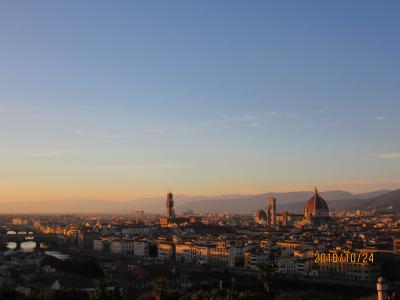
0,1,400,201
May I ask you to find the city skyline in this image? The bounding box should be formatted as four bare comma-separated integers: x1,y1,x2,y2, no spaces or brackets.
1,1,400,202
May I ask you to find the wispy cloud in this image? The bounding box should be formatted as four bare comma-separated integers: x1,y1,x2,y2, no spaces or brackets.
301,110,339,129
219,114,257,123
375,116,387,121
217,114,259,127
24,151,64,157
267,112,297,119
176,126,203,133
378,152,400,159
104,163,194,169
74,129,164,139
144,128,166,134
175,114,260,134
176,125,230,134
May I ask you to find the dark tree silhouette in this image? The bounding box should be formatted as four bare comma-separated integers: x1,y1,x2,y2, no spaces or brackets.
257,261,279,300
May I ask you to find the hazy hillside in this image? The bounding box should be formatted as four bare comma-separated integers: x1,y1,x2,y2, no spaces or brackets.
0,189,392,214
356,189,400,211
282,189,398,213
174,190,391,214
0,194,237,214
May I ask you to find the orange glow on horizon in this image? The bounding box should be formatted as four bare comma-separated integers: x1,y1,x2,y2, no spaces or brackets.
0,177,399,203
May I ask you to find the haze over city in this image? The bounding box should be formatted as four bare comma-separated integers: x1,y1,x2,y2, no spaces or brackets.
1,1,400,205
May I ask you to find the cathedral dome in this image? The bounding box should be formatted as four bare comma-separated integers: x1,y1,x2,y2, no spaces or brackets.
304,188,329,218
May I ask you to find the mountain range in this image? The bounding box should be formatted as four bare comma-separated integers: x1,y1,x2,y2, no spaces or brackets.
0,189,398,214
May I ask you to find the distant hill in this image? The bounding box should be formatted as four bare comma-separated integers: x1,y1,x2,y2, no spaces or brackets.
0,192,352,214
352,189,400,211
0,189,393,214
174,190,391,214
282,189,399,213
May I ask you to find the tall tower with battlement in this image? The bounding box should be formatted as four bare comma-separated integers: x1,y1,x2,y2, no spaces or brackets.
166,191,175,218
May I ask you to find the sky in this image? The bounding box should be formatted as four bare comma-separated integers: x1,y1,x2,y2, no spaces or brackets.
0,1,400,202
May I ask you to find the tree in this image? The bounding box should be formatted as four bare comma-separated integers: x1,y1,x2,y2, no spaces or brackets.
90,281,111,300
257,261,278,300
0,288,21,300
112,284,122,300
151,278,179,300
179,288,264,300
136,293,155,300
33,289,89,300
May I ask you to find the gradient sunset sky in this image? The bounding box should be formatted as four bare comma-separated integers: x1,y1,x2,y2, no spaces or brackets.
1,1,400,202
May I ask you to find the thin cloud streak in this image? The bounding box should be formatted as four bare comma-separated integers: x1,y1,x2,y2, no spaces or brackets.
75,131,148,139
267,112,297,119
103,163,194,169
217,113,259,128
24,151,64,157
176,126,204,133
176,125,231,133
378,152,400,159
218,114,257,123
74,129,164,139
144,128,166,134
176,114,259,133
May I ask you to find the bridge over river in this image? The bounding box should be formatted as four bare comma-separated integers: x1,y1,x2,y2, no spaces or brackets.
0,225,59,250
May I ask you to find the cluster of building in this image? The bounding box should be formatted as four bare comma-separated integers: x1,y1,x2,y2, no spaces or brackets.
69,190,399,287
254,188,331,227
1,189,400,297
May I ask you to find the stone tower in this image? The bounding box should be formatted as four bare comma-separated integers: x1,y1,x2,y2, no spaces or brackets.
166,191,175,218
267,197,277,225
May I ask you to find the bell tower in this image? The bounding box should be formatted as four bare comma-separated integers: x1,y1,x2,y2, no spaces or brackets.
166,191,175,218
267,197,277,225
